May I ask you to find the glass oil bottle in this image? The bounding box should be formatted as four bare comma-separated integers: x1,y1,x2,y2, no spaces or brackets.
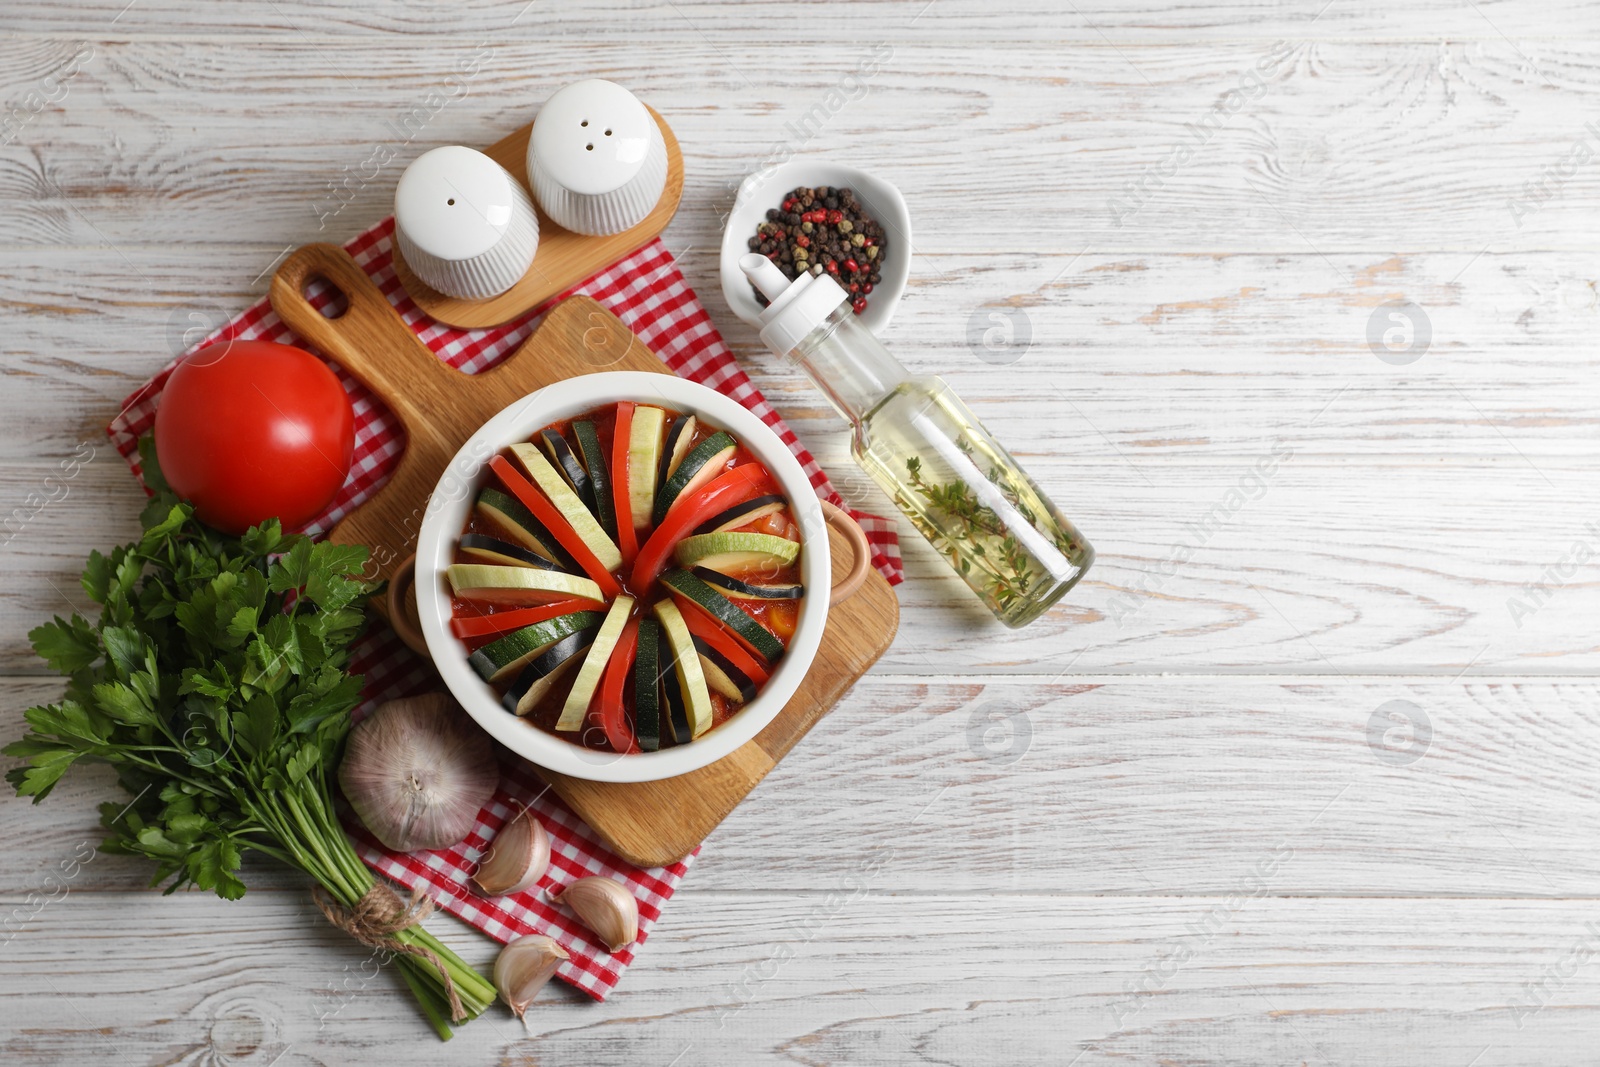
741,254,1092,627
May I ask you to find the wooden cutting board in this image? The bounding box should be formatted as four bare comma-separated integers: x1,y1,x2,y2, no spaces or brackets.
268,242,898,867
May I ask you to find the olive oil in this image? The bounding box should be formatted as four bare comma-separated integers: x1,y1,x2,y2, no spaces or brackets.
854,379,1091,627
741,255,1093,627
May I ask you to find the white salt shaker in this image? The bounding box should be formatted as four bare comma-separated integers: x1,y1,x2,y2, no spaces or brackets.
394,145,539,300
527,79,668,236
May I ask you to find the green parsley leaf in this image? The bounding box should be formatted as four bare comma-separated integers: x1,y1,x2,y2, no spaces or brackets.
92,680,159,727
240,519,285,558
24,699,111,747
4,745,80,800
136,434,171,495
141,504,189,552
82,549,115,604
269,538,314,595
28,615,100,674
100,624,147,677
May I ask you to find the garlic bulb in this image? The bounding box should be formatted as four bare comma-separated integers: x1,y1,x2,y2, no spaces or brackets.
337,693,498,852
549,877,638,952
471,809,550,896
494,934,569,1022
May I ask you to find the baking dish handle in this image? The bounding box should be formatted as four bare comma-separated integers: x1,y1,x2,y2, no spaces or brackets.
822,500,872,603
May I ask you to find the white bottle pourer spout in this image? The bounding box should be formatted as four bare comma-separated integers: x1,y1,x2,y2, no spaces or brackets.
740,253,792,301
740,252,849,355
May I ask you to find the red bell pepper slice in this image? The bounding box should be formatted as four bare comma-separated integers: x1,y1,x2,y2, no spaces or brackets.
629,462,775,593
610,402,638,567
591,615,640,754
488,454,622,599
678,604,771,685
450,598,601,640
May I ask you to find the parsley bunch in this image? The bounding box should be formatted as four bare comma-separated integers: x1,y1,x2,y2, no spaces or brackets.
4,448,495,1038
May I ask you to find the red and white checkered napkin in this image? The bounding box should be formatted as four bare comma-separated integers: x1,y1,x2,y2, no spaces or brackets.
105,218,900,999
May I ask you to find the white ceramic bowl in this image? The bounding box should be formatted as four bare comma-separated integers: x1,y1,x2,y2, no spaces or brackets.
414,372,832,784
720,158,911,335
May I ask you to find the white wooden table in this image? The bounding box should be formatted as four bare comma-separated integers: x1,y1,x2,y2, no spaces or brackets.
4,2,1600,1063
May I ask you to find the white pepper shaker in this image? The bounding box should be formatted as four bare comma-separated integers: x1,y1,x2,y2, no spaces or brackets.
394,145,539,300
527,79,668,236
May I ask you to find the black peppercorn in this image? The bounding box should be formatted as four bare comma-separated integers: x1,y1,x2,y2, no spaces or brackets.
747,183,889,315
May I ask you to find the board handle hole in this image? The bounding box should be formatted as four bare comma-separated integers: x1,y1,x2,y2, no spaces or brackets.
304,273,350,320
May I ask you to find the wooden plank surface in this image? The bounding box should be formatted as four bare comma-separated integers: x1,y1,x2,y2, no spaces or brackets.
11,38,1600,252
3,0,1600,1062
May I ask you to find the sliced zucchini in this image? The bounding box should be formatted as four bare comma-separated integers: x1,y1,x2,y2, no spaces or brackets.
459,534,563,571
657,414,697,491
468,610,605,684
447,564,602,606
673,532,800,576
555,595,635,732
571,420,617,539
628,406,668,530
634,616,662,752
538,429,592,510
652,598,714,738
475,487,578,571
693,636,757,703
693,494,786,535
508,442,622,572
652,432,736,525
693,567,804,600
658,632,692,746
659,568,786,664
502,626,600,716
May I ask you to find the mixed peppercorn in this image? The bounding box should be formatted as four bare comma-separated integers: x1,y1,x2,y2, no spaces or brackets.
747,185,886,315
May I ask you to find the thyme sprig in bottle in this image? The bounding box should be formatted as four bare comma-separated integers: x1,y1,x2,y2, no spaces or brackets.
741,255,1092,627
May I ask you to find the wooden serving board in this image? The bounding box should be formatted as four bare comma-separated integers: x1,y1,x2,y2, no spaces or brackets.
268,243,898,867
392,106,684,330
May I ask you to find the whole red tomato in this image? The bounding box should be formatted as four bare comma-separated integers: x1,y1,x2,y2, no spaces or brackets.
155,339,355,534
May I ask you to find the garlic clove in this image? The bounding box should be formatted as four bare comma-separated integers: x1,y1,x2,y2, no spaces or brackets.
494,934,569,1022
337,693,499,853
471,809,550,897
548,876,639,953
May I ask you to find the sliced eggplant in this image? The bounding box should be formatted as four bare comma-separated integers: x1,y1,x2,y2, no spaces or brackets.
475,488,578,571
468,610,604,684
502,626,600,716
652,432,736,525
658,629,692,746
659,568,786,664
628,406,668,531
693,567,804,600
459,534,564,571
693,636,758,703
653,598,714,738
554,595,634,732
692,494,786,536
571,420,617,539
507,442,622,572
634,616,662,752
539,429,593,510
656,414,697,492
446,564,603,606
673,532,800,576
